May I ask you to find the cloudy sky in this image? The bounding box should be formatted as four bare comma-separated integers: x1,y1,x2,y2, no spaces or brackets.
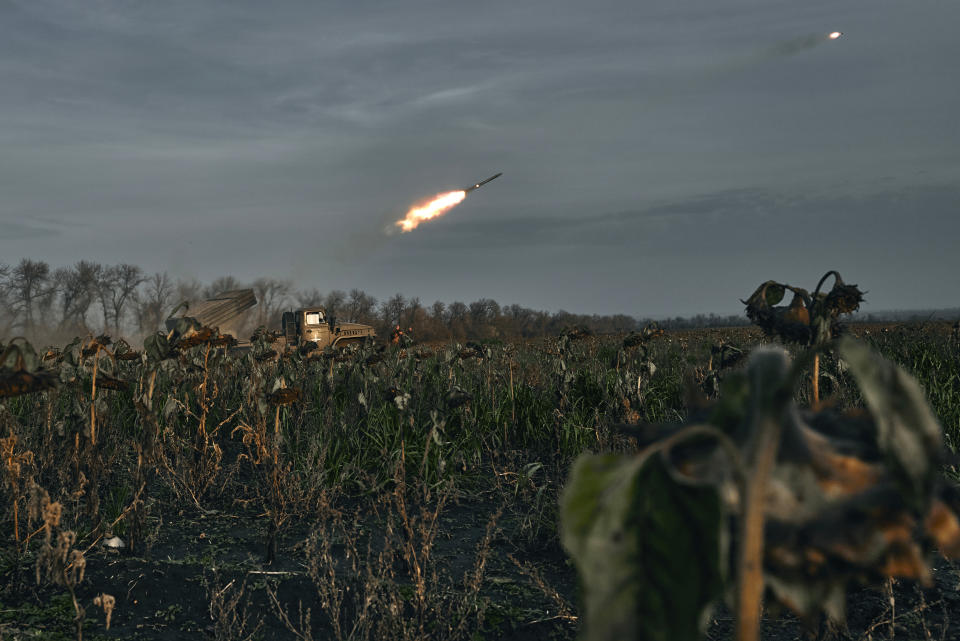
1,0,957,317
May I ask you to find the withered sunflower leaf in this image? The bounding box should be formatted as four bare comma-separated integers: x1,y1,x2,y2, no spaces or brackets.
1,340,40,373
765,283,786,307
0,369,58,397
144,334,172,363
561,453,724,641
835,337,943,503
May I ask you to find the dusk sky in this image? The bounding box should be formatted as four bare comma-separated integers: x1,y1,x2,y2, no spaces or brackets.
1,0,957,317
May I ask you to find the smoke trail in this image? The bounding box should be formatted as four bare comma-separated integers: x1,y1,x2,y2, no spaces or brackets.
757,33,834,61
697,32,842,78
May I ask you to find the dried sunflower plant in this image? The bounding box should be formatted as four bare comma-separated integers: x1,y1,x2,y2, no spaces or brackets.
741,270,865,405
561,337,960,641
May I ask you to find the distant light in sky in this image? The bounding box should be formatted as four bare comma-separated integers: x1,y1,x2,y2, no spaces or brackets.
829,31,843,40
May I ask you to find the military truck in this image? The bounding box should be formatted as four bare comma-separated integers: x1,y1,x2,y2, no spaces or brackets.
167,289,376,351
279,307,376,350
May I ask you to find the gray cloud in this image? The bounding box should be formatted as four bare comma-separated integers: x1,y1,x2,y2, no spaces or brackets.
0,219,63,240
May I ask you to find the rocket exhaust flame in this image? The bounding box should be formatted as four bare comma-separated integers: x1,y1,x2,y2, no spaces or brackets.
395,190,466,233
393,172,501,233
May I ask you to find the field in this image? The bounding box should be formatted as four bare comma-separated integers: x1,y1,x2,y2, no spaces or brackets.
1,321,959,640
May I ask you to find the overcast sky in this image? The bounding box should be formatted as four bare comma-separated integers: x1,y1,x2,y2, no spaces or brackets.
2,0,958,317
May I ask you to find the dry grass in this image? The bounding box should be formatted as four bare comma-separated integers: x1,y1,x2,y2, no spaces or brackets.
0,324,957,639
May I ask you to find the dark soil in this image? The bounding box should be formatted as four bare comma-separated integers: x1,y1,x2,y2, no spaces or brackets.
8,494,960,640
1,493,579,640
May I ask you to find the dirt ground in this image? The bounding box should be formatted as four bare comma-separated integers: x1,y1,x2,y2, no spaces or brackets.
2,493,580,640
8,491,960,641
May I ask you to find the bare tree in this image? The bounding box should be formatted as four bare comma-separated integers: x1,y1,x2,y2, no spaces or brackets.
406,302,431,338
204,276,243,298
93,266,118,334
447,301,468,340
466,298,501,338
530,310,550,336
380,293,406,330
609,314,639,332
0,263,11,335
132,272,175,334
252,278,291,329
447,301,467,324
97,264,146,336
324,290,346,320
505,304,534,337
55,261,100,332
404,296,422,329
426,300,447,339
345,289,377,324
429,300,446,322
468,301,484,327
8,259,55,334
296,288,324,307
174,278,204,307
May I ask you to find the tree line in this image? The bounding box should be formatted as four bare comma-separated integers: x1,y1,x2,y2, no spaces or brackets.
0,258,748,345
